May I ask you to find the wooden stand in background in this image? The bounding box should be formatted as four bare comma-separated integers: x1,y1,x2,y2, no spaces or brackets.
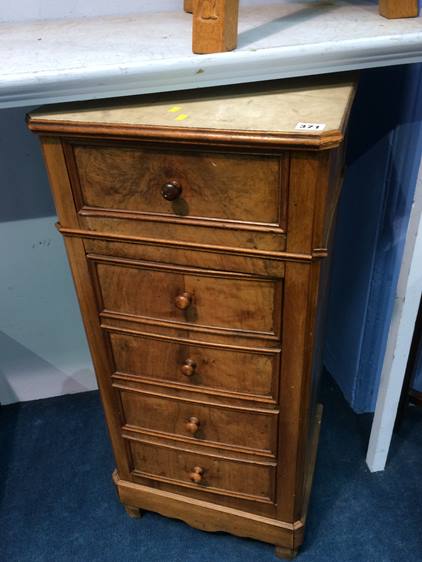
187,0,239,54
185,1,420,54
379,0,419,19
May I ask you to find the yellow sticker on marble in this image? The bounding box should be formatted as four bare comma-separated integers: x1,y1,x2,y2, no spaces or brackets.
168,106,182,113
175,114,188,121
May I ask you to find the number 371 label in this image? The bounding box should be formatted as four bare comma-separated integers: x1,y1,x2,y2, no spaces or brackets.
295,122,326,131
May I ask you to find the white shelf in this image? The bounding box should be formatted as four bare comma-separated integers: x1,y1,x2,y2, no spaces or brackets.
2,2,422,108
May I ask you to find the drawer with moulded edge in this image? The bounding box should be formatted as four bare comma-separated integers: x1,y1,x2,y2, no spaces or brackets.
105,327,281,406
88,254,283,339
127,438,277,505
64,141,288,227
117,386,278,457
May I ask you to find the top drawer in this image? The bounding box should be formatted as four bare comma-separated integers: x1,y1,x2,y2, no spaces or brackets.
68,143,286,228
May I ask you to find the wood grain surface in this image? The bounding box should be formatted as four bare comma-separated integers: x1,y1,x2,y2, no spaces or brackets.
379,0,419,18
119,387,278,454
30,76,356,558
129,439,275,502
92,257,281,336
71,143,285,225
107,330,278,400
192,0,239,54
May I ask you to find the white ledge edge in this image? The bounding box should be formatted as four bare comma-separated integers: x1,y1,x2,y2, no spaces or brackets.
2,34,422,109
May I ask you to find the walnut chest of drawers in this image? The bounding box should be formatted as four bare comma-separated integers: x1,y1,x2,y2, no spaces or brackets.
28,75,356,559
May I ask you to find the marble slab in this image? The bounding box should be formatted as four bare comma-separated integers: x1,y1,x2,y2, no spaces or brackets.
30,75,356,137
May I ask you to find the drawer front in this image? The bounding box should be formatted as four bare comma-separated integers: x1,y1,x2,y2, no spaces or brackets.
120,389,277,455
70,143,285,227
92,258,281,336
129,440,276,503
108,331,278,400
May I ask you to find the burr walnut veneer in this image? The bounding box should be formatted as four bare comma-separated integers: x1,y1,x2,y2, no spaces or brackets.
28,75,356,558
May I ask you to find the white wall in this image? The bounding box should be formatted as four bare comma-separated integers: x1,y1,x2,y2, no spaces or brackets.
0,217,96,404
1,0,279,23
0,106,96,404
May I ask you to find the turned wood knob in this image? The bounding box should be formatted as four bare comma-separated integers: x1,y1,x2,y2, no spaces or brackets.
175,291,192,310
161,180,182,201
189,466,204,483
181,359,196,377
185,416,200,434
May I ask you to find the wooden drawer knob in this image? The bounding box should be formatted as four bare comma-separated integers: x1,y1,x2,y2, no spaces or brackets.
185,416,200,434
175,291,192,310
189,466,204,484
181,359,196,377
161,180,182,201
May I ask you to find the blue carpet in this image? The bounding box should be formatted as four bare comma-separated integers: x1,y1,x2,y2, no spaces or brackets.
0,373,421,562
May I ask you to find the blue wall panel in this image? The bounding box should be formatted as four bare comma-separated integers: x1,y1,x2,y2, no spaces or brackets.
325,64,422,413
